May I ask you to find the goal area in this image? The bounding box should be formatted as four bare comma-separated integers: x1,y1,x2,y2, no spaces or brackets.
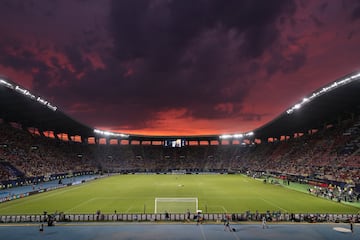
154,197,198,214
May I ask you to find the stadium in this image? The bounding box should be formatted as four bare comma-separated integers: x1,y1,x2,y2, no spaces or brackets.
0,71,359,239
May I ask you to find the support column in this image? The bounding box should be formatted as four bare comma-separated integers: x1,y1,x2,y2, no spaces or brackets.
81,136,88,144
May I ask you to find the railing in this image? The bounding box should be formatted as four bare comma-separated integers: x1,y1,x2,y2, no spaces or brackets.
0,213,358,224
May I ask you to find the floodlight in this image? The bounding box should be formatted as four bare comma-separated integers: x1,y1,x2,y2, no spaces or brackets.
233,134,243,138
220,134,232,139
94,129,129,138
0,79,14,89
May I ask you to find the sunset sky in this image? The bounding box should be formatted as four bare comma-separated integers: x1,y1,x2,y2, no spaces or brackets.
0,0,360,136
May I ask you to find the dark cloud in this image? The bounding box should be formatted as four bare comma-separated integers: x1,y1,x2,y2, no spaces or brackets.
0,0,36,12
318,2,328,13
110,0,296,62
311,15,324,28
3,0,360,134
0,0,58,18
63,45,91,73
107,0,297,124
265,34,307,76
0,0,299,130
351,6,360,21
240,112,267,122
0,39,48,75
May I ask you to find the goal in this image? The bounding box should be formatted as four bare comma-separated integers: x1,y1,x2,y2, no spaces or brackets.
154,197,198,214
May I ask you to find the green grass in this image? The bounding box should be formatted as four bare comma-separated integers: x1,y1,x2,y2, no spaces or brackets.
0,174,359,215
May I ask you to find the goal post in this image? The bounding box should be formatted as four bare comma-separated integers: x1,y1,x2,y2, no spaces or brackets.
154,197,198,214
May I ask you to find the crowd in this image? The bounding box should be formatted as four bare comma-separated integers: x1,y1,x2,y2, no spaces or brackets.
233,118,360,184
0,123,96,183
0,115,359,189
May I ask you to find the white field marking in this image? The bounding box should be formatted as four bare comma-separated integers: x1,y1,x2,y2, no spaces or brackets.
65,197,138,213
258,197,288,212
65,198,96,212
77,197,139,200
231,228,241,240
125,205,134,213
210,205,228,213
252,190,288,212
199,224,207,240
221,206,228,213
0,185,85,211
333,227,351,233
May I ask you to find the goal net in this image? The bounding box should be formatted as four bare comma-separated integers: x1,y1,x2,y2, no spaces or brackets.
154,197,198,214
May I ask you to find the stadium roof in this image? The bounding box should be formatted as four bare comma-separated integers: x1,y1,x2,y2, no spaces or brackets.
1,71,360,143
253,71,360,140
0,77,94,138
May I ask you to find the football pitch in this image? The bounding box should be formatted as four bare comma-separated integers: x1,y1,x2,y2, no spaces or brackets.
0,174,359,215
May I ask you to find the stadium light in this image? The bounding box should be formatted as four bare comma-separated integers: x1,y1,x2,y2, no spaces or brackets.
94,129,129,138
219,134,232,139
286,71,360,115
0,79,57,111
233,134,244,138
220,131,254,139
0,79,14,89
35,96,57,111
245,132,254,136
15,86,36,100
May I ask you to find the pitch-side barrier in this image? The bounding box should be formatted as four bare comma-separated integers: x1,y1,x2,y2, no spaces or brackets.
0,212,358,224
